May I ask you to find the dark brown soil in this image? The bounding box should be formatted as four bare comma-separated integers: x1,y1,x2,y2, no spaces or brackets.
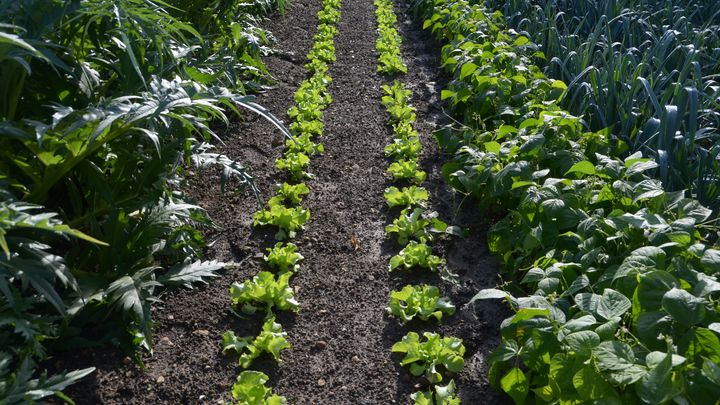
55,0,509,403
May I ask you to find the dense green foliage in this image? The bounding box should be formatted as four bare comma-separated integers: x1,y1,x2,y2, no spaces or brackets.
489,0,720,210
0,0,288,401
412,0,720,403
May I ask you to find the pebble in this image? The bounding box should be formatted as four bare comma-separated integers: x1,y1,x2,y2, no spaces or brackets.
167,315,174,320
253,252,264,260
368,274,375,281
160,336,174,346
317,378,326,387
314,341,327,350
123,356,133,365
193,329,210,337
351,355,360,363
156,376,165,384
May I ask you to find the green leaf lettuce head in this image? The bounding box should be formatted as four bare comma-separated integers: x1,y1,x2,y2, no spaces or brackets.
385,208,432,245
411,380,461,405
387,159,426,184
228,370,286,404
222,316,291,369
275,152,310,180
388,285,455,323
264,242,304,273
389,240,445,271
269,183,310,206
252,199,310,240
230,271,299,313
384,186,429,209
392,332,465,384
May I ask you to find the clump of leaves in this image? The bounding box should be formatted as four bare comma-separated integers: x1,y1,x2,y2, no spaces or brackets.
276,152,310,180
389,241,445,271
252,199,310,240
385,208,431,245
385,136,422,160
229,271,299,314
286,133,324,156
269,183,310,206
228,370,286,404
222,316,291,369
388,159,426,184
411,380,461,405
388,285,455,323
264,242,304,273
375,0,408,74
384,186,429,209
392,332,465,384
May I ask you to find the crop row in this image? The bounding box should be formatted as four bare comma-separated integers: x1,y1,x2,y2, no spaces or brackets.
412,0,720,404
0,0,290,401
220,0,342,402
374,1,464,403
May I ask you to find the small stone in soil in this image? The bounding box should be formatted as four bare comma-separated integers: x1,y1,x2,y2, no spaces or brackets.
156,376,165,384
317,378,326,387
351,356,360,362
314,341,327,350
192,329,210,337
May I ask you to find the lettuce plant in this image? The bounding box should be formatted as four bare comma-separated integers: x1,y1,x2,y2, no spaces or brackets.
286,133,324,156
388,159,426,184
222,316,291,369
385,208,431,245
264,242,304,273
388,285,455,323
269,183,310,206
392,332,465,384
252,199,310,240
230,271,299,314
385,137,422,160
228,370,286,404
384,186,429,209
411,380,461,405
276,152,310,180
389,241,445,271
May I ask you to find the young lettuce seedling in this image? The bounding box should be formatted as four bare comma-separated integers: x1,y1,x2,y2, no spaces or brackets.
270,183,310,206
228,370,287,404
286,133,325,156
252,199,310,240
392,332,465,384
385,136,422,160
385,208,432,245
222,316,291,369
388,285,455,323
389,240,445,271
411,380,461,405
264,242,304,273
384,185,429,209
387,159,426,184
276,152,310,181
230,271,299,314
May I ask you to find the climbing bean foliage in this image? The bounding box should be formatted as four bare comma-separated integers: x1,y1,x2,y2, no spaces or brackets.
411,0,720,403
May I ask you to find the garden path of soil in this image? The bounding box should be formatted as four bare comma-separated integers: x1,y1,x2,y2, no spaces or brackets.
58,0,508,403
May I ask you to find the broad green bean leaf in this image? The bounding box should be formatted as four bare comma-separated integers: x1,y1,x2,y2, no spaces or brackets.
593,341,636,372
596,317,621,340
702,359,720,385
565,331,600,356
645,352,685,368
563,315,597,332
488,340,520,363
636,271,678,309
597,289,631,320
561,275,589,298
470,288,514,303
511,308,550,324
701,249,720,273
575,293,601,314
661,288,705,326
635,352,673,404
501,367,529,405
572,366,617,401
606,365,647,385
636,312,672,344
565,161,595,177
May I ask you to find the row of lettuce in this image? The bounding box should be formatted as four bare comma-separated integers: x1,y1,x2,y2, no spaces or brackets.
410,0,720,404
0,0,290,402
375,1,465,403
219,0,342,403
